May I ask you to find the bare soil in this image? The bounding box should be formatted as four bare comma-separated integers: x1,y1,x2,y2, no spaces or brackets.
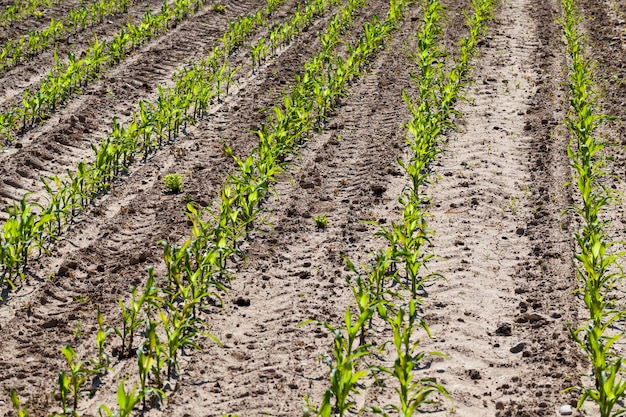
0,0,624,415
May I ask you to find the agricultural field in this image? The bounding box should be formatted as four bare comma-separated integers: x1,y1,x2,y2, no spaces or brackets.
1,0,626,415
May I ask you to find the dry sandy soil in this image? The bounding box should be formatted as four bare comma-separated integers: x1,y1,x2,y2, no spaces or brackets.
0,0,623,415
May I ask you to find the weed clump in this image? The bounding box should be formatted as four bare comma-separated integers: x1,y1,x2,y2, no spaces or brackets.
163,173,183,193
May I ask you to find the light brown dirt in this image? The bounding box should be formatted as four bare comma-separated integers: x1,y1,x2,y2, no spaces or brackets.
1,0,624,415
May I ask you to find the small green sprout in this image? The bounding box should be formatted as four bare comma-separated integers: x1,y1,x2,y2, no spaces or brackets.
162,173,183,193
313,214,328,229
73,321,85,338
211,3,226,12
10,389,28,417
73,295,90,304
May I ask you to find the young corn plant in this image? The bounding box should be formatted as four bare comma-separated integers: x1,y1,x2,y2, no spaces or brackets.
60,345,95,415
98,379,143,417
93,307,112,372
344,257,394,345
307,305,375,417
10,389,28,417
137,345,165,410
560,0,626,414
145,317,167,389
113,274,157,359
157,293,221,379
58,370,71,415
370,300,448,416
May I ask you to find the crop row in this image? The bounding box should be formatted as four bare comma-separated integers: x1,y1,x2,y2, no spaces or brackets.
559,0,626,415
305,0,498,414
0,0,136,76
0,0,222,142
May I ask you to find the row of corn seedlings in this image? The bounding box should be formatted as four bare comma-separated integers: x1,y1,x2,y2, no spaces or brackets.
23,0,368,414
0,0,136,76
308,0,497,414
0,0,226,142
298,4,421,417
559,0,626,415
0,0,293,290
0,0,60,26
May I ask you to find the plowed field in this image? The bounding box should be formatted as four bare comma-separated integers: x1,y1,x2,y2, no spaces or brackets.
0,0,624,415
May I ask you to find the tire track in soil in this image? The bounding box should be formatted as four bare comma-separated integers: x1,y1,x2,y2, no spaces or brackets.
0,0,267,218
154,5,438,416
417,0,584,416
0,2,383,415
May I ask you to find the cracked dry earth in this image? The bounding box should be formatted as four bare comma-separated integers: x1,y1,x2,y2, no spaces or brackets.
0,0,623,415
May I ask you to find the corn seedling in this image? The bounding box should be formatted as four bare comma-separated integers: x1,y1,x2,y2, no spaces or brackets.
58,370,71,415
98,378,143,417
310,305,374,417
93,307,112,372
113,274,157,358
10,388,28,417
60,345,95,414
145,317,167,389
137,345,165,410
157,294,221,379
313,213,328,229
370,300,448,416
344,256,393,344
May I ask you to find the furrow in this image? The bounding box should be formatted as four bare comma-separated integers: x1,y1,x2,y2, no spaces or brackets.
419,0,582,415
